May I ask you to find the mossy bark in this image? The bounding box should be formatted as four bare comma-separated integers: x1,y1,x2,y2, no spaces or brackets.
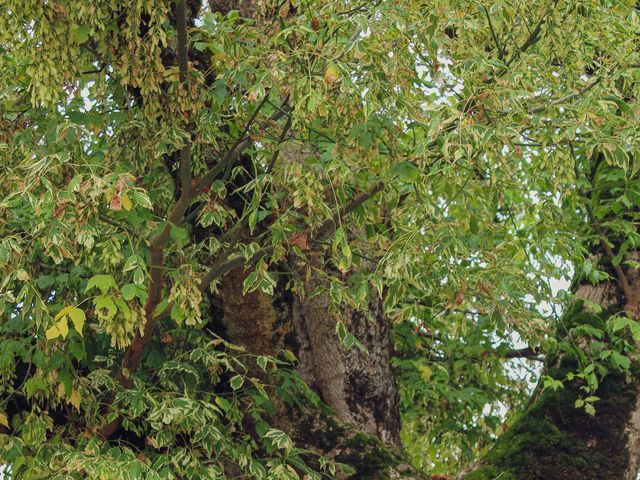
463,300,640,480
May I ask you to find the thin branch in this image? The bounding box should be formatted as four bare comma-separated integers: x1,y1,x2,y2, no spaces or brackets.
239,91,272,141
570,143,632,303
181,96,289,226
199,182,385,292
177,0,192,196
530,76,602,114
505,0,559,68
484,7,505,61
266,115,293,173
316,182,385,237
264,98,336,143
196,138,253,192
97,0,194,439
504,346,542,360
196,93,275,192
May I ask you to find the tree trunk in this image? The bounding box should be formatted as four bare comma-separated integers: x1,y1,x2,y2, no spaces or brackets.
217,258,415,478
159,2,415,476
292,272,401,447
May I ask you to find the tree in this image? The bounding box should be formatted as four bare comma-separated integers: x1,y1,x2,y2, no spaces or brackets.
1,1,639,479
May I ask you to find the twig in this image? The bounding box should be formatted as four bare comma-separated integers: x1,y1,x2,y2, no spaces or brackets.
484,7,505,61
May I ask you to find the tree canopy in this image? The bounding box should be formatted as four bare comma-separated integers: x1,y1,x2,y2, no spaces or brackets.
1,0,640,479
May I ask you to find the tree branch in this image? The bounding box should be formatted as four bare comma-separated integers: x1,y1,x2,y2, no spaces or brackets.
97,0,194,439
570,143,633,305
266,115,293,173
505,0,559,68
199,182,385,292
503,346,542,360
484,7,505,61
177,0,192,197
195,93,274,192
530,76,602,114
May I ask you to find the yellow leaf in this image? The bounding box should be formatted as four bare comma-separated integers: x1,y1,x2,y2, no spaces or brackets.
69,307,86,336
16,269,30,281
57,317,69,338
45,325,61,340
54,305,74,321
418,364,432,381
324,64,340,84
0,413,8,428
121,193,133,211
57,383,66,399
68,390,81,411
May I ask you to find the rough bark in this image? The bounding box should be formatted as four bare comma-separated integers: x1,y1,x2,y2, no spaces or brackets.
219,266,401,445
292,275,401,446
216,262,412,478
167,0,413,474
219,268,287,356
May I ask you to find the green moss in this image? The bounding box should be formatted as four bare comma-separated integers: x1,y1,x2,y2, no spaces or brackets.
465,301,639,480
293,407,410,479
337,431,402,479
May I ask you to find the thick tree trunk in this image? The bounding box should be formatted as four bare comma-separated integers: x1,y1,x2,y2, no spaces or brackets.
217,262,415,478
177,2,414,475
462,271,640,480
292,277,401,447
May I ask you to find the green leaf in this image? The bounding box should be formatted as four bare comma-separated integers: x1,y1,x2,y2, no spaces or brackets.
171,302,184,325
611,351,631,370
133,267,145,285
391,161,419,183
94,295,117,320
242,271,259,294
153,298,169,317
263,428,293,450
610,315,630,332
257,355,269,372
336,321,347,343
73,26,91,44
230,375,244,390
215,396,231,412
85,274,117,294
121,283,137,301
281,349,297,363
68,308,85,336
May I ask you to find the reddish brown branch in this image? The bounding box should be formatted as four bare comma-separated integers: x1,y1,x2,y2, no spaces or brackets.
97,1,193,439
570,144,633,306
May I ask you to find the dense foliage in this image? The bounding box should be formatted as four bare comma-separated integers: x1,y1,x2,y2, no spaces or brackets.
1,0,640,478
